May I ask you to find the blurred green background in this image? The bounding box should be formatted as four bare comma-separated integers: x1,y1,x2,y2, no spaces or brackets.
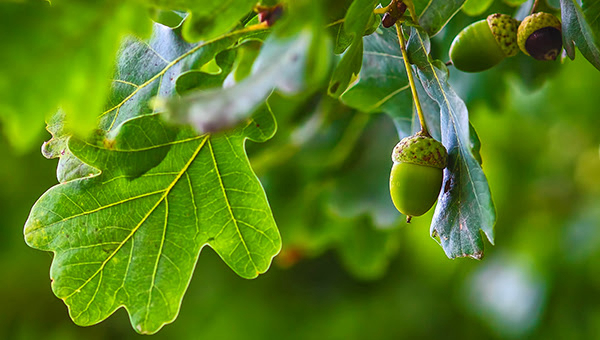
2,5,600,340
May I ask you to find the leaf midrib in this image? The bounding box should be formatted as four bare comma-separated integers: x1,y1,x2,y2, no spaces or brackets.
62,136,209,302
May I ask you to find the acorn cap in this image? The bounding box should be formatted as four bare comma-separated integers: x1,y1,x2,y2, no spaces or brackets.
392,132,448,169
518,12,562,60
487,13,519,57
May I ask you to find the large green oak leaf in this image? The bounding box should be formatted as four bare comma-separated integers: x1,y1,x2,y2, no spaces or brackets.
25,21,279,334
24,108,281,334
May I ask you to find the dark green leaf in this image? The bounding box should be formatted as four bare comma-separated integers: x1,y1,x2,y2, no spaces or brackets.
344,0,380,36
469,122,483,166
328,0,379,97
340,24,441,139
329,40,365,97
417,0,467,36
341,26,412,118
560,0,600,70
329,20,355,53
406,26,496,259
582,0,600,33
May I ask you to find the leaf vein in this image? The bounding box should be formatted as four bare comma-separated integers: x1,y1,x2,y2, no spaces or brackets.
207,139,258,274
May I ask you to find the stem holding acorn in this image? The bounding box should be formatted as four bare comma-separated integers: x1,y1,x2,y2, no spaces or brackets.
395,22,429,137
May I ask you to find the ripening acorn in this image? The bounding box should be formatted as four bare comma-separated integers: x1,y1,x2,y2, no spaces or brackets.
389,132,448,220
449,13,519,73
517,12,562,60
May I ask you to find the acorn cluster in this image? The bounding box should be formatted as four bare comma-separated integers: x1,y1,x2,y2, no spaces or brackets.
385,8,564,222
449,11,563,73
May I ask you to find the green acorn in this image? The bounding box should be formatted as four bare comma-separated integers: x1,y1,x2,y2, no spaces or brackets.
449,13,519,73
389,132,448,221
517,12,562,60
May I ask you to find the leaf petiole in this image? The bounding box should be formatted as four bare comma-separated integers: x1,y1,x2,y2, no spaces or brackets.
530,0,541,15
394,23,429,137
374,6,391,15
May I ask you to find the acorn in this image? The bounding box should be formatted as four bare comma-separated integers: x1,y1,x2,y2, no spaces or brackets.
389,131,448,222
517,12,562,60
256,4,283,27
381,1,407,28
449,13,519,73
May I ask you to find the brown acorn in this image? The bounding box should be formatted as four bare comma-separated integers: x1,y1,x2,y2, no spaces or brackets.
381,1,407,28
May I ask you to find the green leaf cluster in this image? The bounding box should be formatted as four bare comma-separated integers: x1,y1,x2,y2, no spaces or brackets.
0,1,151,150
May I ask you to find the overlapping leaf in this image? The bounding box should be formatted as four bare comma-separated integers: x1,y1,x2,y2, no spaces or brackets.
41,110,99,183
24,22,281,334
163,28,324,133
405,27,496,259
101,24,265,132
